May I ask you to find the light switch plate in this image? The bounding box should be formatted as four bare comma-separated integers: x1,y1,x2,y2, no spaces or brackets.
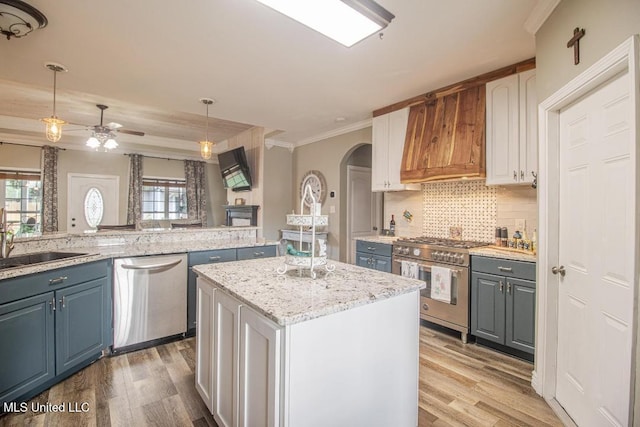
515,219,526,232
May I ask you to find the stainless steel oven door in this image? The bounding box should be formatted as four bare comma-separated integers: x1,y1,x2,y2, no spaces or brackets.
393,256,469,330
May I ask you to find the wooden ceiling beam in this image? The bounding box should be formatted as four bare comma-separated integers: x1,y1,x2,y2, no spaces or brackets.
372,57,535,117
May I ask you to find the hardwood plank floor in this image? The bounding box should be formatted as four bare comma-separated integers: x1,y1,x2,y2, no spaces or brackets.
1,326,562,426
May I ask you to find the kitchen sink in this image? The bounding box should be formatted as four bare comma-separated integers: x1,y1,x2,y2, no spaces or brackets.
0,251,89,270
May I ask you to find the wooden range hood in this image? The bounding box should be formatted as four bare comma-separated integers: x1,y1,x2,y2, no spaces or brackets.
374,58,535,183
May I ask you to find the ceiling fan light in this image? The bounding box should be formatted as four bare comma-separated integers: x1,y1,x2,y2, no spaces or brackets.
42,116,65,142
86,136,100,149
104,138,118,150
200,140,213,160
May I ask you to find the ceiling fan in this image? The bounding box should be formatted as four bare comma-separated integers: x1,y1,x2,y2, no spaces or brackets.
72,104,145,150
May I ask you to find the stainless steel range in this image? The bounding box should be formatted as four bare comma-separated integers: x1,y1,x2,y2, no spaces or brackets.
391,237,489,343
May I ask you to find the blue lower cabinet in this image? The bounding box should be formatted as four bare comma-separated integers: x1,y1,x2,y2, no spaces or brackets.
187,249,237,332
237,245,277,260
0,259,110,406
55,277,109,376
0,292,56,405
355,241,392,273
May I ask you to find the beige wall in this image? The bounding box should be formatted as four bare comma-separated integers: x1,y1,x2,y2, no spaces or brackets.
0,144,41,170
536,1,640,423
536,0,640,101
263,146,293,242
294,127,372,261
144,157,185,179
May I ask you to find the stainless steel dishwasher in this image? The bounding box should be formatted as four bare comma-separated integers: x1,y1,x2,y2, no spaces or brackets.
112,253,188,351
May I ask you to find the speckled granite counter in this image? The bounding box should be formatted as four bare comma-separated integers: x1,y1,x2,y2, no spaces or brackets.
469,246,537,262
0,227,273,280
193,256,425,326
354,235,400,244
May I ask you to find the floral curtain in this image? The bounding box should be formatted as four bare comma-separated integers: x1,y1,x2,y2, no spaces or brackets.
41,146,59,233
184,160,207,226
127,154,143,227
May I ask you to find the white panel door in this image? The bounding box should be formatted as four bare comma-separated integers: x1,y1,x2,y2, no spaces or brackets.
67,173,119,233
238,305,281,427
556,69,634,427
213,290,241,427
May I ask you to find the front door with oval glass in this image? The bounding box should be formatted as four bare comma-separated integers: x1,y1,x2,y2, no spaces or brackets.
67,174,119,233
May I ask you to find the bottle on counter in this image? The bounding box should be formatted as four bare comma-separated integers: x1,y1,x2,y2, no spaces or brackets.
531,229,537,254
500,227,508,247
389,215,396,236
495,227,501,246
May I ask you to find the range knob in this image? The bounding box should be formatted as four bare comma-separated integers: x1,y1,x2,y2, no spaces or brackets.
434,251,443,261
442,252,450,262
458,254,465,264
402,247,410,255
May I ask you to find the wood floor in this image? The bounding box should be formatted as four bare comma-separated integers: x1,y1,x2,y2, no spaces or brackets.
2,326,562,427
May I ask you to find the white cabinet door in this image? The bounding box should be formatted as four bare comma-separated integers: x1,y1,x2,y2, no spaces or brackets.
519,69,537,184
238,306,282,427
213,291,241,427
371,108,420,192
371,114,389,191
486,74,519,185
195,279,215,413
486,70,538,185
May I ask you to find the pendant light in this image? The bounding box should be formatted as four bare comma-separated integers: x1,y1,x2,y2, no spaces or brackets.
41,62,67,142
199,98,215,160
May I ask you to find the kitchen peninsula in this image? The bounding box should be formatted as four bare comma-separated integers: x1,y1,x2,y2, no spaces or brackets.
193,257,424,427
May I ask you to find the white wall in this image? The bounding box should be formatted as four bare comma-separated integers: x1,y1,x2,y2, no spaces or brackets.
263,145,292,241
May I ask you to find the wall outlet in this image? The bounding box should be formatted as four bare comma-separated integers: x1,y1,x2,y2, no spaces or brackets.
515,219,526,232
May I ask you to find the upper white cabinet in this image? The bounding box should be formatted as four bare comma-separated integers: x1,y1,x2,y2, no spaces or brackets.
486,69,537,185
372,108,421,191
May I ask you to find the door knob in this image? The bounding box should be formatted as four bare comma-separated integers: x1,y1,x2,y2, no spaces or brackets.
552,265,566,277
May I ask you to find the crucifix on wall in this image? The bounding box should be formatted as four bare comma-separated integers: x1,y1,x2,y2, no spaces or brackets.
567,27,586,65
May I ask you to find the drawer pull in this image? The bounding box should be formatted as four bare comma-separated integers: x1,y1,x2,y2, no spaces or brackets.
498,266,512,272
49,276,68,285
254,251,265,257
367,247,376,251
209,256,222,261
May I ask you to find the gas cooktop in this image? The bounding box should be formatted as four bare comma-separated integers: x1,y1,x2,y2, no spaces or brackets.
393,236,489,249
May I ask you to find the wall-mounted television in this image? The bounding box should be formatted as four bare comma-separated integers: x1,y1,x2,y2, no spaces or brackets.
217,146,252,192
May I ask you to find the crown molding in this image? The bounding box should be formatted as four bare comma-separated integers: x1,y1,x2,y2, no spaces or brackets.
524,0,561,35
264,138,294,152
294,118,372,148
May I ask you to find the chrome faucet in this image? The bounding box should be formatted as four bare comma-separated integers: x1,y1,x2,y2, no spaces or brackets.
0,208,14,258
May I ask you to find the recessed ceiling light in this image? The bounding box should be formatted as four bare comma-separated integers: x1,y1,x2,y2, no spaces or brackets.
255,0,394,47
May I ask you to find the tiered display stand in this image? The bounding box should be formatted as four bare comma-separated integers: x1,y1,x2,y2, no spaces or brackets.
277,184,335,279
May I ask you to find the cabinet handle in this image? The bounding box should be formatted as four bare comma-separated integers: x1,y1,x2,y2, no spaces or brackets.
499,281,504,292
520,170,525,180
498,266,512,272
59,296,66,310
209,256,222,261
49,276,68,285
507,282,512,294
50,297,56,312
367,247,376,251
422,303,429,311
513,171,517,181
253,251,265,257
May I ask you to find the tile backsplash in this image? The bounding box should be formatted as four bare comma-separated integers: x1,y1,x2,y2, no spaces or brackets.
423,180,497,242
384,180,538,243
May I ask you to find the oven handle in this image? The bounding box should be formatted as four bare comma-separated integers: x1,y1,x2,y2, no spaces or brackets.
393,259,459,277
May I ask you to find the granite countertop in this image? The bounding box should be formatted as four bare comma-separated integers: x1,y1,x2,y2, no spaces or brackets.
0,240,276,281
193,257,425,326
469,246,537,263
354,235,400,244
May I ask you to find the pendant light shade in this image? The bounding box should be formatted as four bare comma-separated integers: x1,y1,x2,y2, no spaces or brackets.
199,98,215,160
41,63,67,142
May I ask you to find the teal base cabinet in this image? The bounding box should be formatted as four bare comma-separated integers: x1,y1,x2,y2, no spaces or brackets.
188,245,276,334
355,240,392,273
471,256,535,360
187,248,237,333
0,259,111,406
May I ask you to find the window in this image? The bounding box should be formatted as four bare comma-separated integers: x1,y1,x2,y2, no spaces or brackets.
0,171,42,236
142,178,187,220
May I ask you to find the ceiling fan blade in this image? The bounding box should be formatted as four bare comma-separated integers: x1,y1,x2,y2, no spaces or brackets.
107,122,123,129
117,129,145,136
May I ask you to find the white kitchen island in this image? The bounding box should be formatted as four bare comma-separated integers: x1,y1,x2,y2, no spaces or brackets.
193,257,425,427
